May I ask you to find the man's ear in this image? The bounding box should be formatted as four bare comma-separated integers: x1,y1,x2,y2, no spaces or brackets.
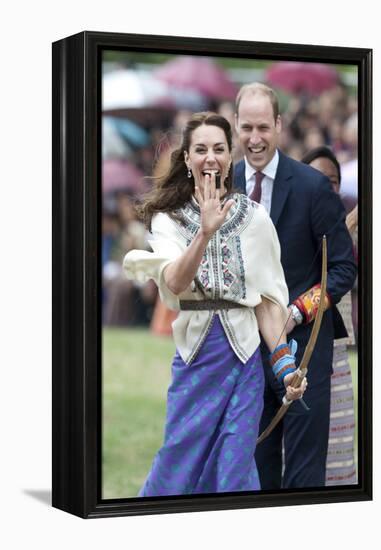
234,113,239,134
276,115,282,134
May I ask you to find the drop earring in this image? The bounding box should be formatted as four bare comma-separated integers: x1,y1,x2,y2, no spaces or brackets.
187,168,192,178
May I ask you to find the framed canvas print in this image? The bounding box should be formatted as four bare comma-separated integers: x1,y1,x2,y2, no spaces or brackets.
52,31,372,518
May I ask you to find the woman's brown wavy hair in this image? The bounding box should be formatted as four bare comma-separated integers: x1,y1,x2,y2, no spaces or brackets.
137,112,234,230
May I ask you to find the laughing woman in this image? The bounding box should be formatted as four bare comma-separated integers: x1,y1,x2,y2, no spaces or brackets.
124,112,306,496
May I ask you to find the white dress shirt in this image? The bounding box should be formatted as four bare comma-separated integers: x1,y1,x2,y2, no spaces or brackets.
244,150,279,214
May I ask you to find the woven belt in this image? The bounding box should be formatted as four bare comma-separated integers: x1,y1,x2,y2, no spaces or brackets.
179,299,245,311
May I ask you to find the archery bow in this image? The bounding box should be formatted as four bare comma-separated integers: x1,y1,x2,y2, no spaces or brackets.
257,235,328,445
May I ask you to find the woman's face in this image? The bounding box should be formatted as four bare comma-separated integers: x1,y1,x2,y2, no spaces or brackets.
184,124,232,197
309,157,340,194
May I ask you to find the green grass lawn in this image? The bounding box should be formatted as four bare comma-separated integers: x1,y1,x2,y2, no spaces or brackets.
102,328,174,498
102,327,358,499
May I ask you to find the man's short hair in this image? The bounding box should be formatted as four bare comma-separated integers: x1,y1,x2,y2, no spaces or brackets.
235,82,280,121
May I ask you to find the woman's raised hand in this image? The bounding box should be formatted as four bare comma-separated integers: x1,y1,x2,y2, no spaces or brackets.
195,173,235,238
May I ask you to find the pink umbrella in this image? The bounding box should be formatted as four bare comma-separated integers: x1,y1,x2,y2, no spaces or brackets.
266,61,339,95
154,56,238,100
102,159,146,194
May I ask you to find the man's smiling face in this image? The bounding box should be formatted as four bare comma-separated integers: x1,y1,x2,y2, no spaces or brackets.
235,92,282,171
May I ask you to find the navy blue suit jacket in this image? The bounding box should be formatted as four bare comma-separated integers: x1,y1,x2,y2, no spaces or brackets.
234,151,357,382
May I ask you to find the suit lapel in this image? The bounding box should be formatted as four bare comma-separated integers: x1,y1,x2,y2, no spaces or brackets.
270,151,293,226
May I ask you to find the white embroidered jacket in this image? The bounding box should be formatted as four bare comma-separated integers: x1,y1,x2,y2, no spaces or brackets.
123,193,289,365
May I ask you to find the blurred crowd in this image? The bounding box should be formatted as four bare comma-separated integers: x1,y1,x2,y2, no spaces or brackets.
102,78,358,331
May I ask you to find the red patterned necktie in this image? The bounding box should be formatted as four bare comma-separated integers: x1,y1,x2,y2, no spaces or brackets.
249,171,265,203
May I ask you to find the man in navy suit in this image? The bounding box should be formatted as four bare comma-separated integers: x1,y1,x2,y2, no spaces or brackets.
234,83,357,489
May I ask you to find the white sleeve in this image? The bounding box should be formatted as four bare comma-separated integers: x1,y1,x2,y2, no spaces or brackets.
123,212,183,309
250,205,289,315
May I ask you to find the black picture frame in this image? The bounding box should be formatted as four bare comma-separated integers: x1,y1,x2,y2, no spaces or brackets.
52,30,372,519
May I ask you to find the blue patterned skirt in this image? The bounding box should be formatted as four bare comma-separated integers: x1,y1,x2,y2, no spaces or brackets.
139,314,264,496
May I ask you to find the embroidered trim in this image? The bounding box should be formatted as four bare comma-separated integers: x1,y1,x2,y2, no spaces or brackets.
219,195,251,240
173,194,253,301
186,311,215,365
210,232,220,299
220,309,249,364
174,193,253,240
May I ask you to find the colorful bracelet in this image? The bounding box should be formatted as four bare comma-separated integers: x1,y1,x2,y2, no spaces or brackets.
293,283,331,324
269,339,298,383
